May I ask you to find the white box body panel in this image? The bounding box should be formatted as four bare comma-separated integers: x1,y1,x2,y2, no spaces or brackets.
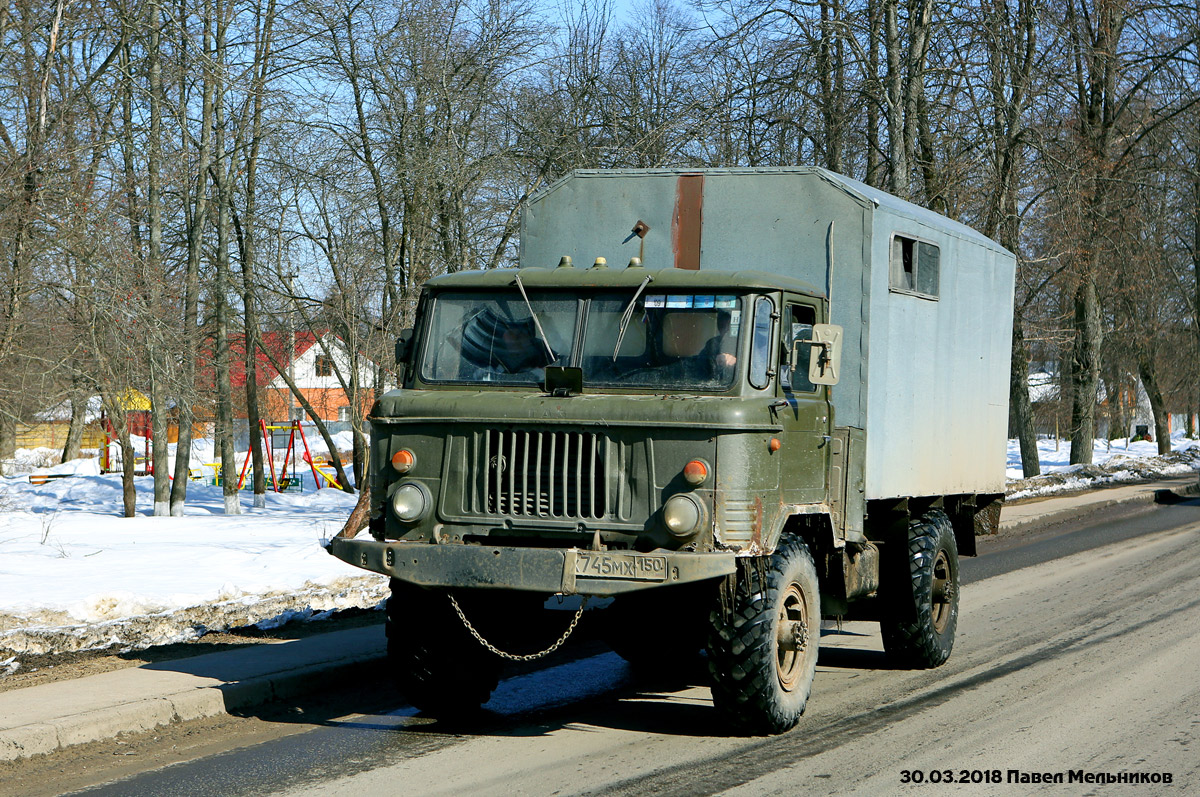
520,168,1015,500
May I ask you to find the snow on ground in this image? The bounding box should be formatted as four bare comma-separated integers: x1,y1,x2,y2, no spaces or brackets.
1,430,1198,667
1005,431,1200,500
0,471,383,663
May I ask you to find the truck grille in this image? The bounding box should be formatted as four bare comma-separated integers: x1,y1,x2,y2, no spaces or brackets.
468,429,618,520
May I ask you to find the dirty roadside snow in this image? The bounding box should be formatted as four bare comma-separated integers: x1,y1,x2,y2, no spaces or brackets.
1005,432,1200,500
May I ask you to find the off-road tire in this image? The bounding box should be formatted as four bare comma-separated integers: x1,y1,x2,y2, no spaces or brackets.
706,537,820,735
880,509,959,668
385,579,501,716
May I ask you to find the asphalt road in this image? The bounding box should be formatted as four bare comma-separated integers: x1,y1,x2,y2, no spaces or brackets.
33,499,1200,795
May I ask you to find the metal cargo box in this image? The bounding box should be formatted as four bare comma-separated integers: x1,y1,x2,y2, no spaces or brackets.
519,168,1015,500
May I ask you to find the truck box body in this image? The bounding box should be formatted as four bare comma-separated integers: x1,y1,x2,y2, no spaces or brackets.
519,168,1015,502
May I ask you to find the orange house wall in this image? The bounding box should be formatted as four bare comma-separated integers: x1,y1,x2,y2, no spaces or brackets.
255,387,371,423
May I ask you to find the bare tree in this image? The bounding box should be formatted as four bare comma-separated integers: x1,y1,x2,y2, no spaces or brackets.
1041,1,1197,462
979,0,1043,477
170,0,216,514
210,0,240,513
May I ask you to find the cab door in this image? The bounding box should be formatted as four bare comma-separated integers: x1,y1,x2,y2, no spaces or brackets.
775,298,829,505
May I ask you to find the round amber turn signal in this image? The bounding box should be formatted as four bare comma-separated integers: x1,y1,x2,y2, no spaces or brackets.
391,449,415,473
683,459,708,485
769,438,781,452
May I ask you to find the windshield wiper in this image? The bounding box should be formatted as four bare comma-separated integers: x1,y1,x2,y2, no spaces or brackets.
612,274,653,362
512,273,558,365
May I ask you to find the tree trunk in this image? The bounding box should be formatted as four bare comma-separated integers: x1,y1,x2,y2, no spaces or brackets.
1113,373,1129,442
61,388,88,463
1009,320,1040,477
237,0,278,509
1138,356,1171,456
147,0,170,516
351,429,366,488
865,0,881,186
212,0,240,514
0,415,15,461
342,15,401,325
120,423,136,518
817,0,844,174
1193,170,1200,440
148,369,170,514
337,470,371,538
106,403,137,517
241,300,267,508
1068,277,1102,464
882,0,906,196
915,92,945,214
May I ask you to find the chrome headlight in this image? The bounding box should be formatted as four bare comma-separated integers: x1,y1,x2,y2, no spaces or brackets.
662,493,704,537
391,482,430,523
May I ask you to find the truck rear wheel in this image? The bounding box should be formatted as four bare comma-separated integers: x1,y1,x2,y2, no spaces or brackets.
705,537,820,735
880,509,959,668
385,579,501,716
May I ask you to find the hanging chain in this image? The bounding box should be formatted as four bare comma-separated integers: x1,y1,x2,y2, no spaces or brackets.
448,593,586,662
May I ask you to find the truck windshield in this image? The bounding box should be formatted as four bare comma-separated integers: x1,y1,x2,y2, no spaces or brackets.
582,293,742,390
420,290,744,391
421,292,576,384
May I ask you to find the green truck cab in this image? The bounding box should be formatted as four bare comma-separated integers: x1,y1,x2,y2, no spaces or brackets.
328,168,1014,734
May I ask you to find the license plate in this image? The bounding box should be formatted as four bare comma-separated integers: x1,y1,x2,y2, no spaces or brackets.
574,552,667,581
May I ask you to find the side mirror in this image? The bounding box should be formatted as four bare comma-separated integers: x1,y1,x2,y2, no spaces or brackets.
807,324,842,385
395,328,414,366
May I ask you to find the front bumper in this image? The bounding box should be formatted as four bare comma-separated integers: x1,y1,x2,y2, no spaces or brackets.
326,537,735,596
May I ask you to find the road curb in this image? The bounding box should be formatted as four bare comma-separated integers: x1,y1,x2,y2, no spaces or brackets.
0,629,385,762
997,480,1200,537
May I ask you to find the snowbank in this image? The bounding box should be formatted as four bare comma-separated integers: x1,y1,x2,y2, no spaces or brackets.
1005,432,1200,499
0,474,381,660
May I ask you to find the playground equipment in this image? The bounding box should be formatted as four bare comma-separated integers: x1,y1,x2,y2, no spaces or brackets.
235,420,340,492
100,423,152,475
98,391,154,476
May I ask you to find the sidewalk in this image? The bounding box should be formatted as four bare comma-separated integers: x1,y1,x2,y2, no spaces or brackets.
999,474,1200,534
0,625,383,761
3,475,1198,762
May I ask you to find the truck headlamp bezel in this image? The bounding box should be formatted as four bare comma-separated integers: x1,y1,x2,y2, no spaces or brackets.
390,481,430,523
662,493,705,538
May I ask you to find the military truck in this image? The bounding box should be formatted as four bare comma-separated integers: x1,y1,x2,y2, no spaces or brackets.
327,168,1015,734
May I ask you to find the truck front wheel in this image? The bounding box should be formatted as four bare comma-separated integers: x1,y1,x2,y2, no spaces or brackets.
386,580,501,716
880,509,959,668
705,537,820,734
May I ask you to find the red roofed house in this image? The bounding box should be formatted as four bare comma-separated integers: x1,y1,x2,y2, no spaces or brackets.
228,330,385,423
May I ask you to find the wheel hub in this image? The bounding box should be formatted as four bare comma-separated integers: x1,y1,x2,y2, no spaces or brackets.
775,583,810,691
778,620,808,652
930,548,953,634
